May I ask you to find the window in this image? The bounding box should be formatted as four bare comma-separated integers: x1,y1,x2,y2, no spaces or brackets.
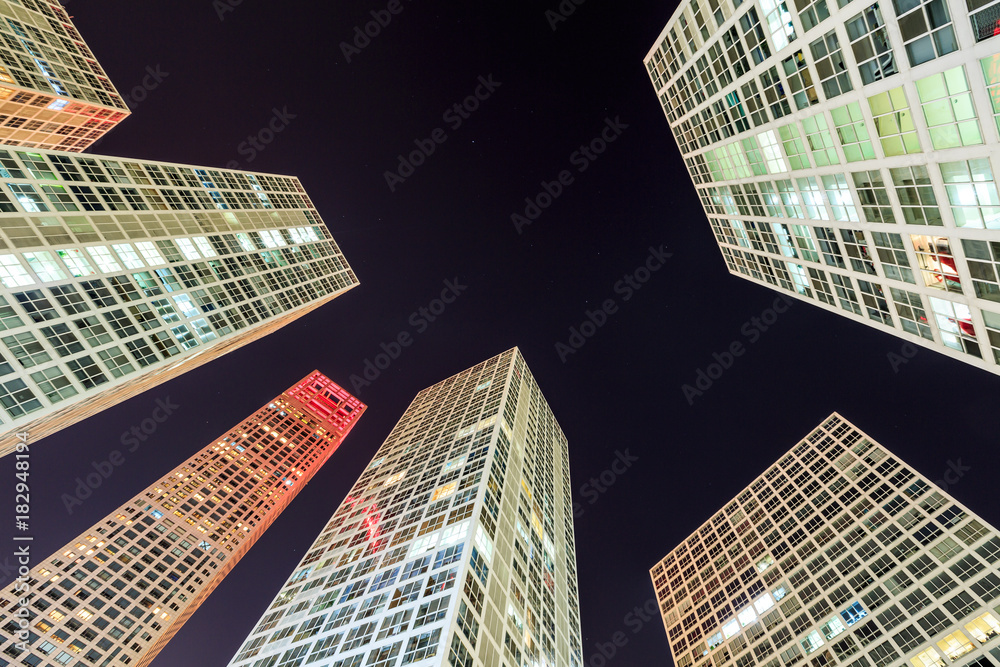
962,239,1000,302
810,31,852,99
740,8,772,64
53,250,96,280
782,51,819,110
112,244,144,270
66,355,109,389
797,0,831,31
0,377,43,417
964,611,1000,643
49,285,90,315
780,125,812,170
30,367,78,403
803,115,839,167
14,290,60,323
890,288,933,339
893,0,957,66
839,230,876,275
911,235,961,292
916,67,983,151
759,130,788,173
23,251,68,282
981,55,1000,137
886,167,939,226
103,310,139,338
832,273,862,314
869,87,920,156
760,67,792,120
402,628,441,664
84,247,122,274
846,4,898,84
940,159,1000,228
0,254,34,288
414,596,450,627
935,631,974,661
98,347,136,378
3,331,52,367
761,0,797,49
833,104,876,163
930,296,981,357
858,281,893,325
40,323,85,357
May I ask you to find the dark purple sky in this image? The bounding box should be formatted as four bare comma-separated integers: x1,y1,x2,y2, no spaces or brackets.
2,1,1000,665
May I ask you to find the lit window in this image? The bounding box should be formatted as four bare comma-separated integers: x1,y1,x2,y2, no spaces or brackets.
172,294,199,318
85,246,122,273
135,242,165,266
57,249,96,278
176,238,200,260
754,593,775,614
910,646,945,667
0,254,35,288
964,611,1000,643
723,619,740,638
23,251,68,282
935,631,974,661
193,237,216,257
800,630,824,654
916,67,982,150
820,616,846,639
431,482,458,502
112,244,144,270
738,606,757,626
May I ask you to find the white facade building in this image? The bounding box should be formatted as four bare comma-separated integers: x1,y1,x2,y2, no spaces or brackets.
646,0,1000,375
0,146,358,454
228,348,584,667
0,0,130,150
651,413,1000,667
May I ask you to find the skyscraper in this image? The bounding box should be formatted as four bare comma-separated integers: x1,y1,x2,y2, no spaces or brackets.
0,0,130,150
650,413,1000,667
227,348,584,667
0,371,365,667
0,146,358,455
645,0,1000,375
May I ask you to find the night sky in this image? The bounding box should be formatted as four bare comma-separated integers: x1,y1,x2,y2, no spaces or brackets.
2,1,1000,665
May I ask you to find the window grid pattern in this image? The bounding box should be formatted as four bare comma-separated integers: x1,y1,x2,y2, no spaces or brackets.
0,373,365,666
651,414,1000,667
219,350,584,667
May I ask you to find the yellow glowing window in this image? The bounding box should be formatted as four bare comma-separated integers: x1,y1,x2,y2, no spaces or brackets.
936,631,974,660
431,482,458,502
383,471,406,486
0,66,13,84
910,647,945,667
965,612,1000,643
49,609,65,621
77,609,93,619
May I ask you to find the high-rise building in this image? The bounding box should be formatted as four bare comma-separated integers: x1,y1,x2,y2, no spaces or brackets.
227,348,584,667
0,0,130,150
650,413,1000,667
645,0,1000,375
0,145,358,455
0,371,365,667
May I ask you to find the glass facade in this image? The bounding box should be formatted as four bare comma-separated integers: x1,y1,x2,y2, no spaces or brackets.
646,0,1000,376
651,413,1000,667
227,349,584,667
0,0,129,150
0,372,365,667
0,146,359,455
